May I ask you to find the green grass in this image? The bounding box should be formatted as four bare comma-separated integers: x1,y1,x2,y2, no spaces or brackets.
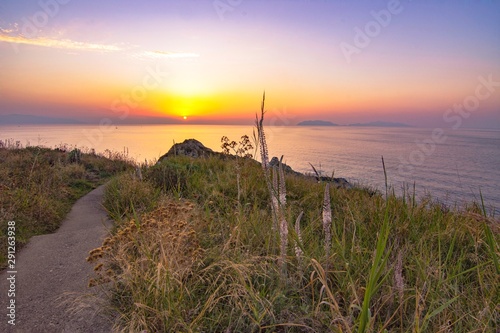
92,153,499,332
0,142,133,268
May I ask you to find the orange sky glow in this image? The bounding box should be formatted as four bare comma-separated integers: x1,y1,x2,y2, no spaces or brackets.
0,1,499,128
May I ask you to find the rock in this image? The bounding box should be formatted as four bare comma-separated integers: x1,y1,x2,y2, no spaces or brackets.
158,139,353,189
269,156,352,189
269,156,301,176
158,139,216,161
316,176,353,189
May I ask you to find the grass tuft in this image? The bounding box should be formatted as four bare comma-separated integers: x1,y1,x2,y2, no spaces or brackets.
0,143,133,268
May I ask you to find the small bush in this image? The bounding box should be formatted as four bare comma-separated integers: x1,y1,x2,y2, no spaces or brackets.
103,173,160,223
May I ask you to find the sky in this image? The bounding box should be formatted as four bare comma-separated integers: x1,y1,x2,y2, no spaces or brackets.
0,0,499,127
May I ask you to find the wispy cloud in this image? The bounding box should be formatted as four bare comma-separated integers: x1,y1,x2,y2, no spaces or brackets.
0,32,200,59
0,27,17,34
0,34,122,52
139,50,200,59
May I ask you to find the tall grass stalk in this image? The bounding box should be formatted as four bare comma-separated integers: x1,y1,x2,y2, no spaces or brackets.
294,211,304,262
357,203,391,333
357,158,392,333
480,191,500,274
256,92,277,231
311,258,352,332
277,159,289,270
256,93,289,271
323,183,332,261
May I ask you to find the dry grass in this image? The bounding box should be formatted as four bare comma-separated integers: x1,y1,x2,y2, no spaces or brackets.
90,151,499,332
0,143,133,268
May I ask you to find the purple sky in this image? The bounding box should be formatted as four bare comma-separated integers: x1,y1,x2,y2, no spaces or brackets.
0,0,499,127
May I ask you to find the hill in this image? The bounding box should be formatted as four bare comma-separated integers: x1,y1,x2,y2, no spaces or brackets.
297,120,338,126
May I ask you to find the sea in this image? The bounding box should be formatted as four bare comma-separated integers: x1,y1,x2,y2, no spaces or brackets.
1,124,499,215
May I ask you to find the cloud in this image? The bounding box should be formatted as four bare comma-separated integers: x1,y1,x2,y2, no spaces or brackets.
0,33,122,52
138,50,200,59
0,27,17,34
0,32,200,59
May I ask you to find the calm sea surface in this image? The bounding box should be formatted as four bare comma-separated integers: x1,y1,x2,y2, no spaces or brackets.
1,125,499,214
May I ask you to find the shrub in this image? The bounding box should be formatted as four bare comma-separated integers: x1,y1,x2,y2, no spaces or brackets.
103,173,160,223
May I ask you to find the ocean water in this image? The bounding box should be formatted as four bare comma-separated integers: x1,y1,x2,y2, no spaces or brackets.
1,124,499,214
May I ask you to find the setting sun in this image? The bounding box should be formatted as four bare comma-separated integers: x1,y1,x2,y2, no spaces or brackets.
183,116,187,120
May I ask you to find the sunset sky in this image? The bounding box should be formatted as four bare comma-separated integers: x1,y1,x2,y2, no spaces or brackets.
0,0,499,127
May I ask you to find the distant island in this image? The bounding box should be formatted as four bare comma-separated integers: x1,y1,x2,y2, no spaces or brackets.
0,114,83,125
297,120,339,126
297,120,411,128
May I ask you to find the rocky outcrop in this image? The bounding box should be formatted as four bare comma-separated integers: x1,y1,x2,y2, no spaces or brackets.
158,139,352,189
268,156,351,188
314,176,352,189
158,139,217,161
269,156,301,176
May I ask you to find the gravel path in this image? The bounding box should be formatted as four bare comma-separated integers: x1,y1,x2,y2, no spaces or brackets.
1,185,115,333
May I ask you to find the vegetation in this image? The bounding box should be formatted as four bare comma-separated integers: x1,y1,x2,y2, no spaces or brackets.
0,140,133,268
89,98,499,332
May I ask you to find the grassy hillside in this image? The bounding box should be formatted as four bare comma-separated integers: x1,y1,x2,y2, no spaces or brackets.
0,141,133,268
91,149,499,332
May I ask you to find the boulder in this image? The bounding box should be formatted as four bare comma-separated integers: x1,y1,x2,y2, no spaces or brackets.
158,139,216,161
269,156,301,176
316,176,353,189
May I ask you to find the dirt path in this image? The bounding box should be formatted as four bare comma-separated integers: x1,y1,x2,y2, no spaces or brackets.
1,185,114,333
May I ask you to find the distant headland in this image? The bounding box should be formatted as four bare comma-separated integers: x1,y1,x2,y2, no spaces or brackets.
296,120,339,126
297,120,411,128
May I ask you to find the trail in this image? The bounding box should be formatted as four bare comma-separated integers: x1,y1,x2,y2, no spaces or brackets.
0,185,114,333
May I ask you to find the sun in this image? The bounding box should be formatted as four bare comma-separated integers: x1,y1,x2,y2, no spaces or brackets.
183,116,188,120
